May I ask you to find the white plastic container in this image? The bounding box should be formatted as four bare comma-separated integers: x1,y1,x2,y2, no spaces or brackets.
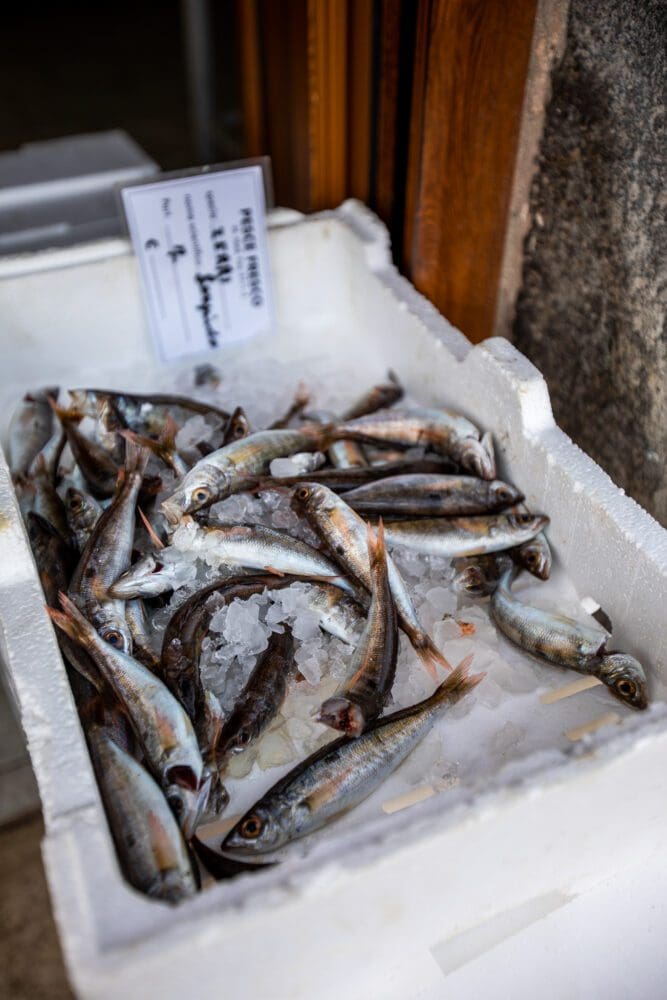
0,201,666,999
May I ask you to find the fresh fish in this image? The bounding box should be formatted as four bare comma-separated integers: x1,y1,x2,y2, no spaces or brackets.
318,522,398,736
48,594,205,799
223,658,481,855
222,405,251,445
65,487,103,551
8,387,58,478
53,403,120,499
217,625,297,761
291,483,451,678
112,523,355,599
343,474,523,517
256,456,455,492
381,512,549,559
160,427,329,521
331,407,496,479
126,599,161,672
490,561,648,709
340,371,404,420
86,725,197,902
69,441,148,652
69,388,230,436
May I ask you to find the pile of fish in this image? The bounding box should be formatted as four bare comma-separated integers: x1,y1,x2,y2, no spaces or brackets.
8,369,649,904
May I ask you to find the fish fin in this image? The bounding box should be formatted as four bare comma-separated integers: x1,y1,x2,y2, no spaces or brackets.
160,415,180,453
88,576,111,602
264,565,286,577
409,631,452,678
48,398,84,425
123,436,150,479
138,507,166,550
47,593,92,645
428,654,484,706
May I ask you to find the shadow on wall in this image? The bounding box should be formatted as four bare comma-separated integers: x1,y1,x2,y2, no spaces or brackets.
513,0,667,525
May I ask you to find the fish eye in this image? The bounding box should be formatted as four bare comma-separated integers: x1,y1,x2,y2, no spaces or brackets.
496,487,512,503
104,629,123,648
192,487,211,504
515,513,533,525
69,496,82,512
237,730,251,746
615,678,636,699
296,486,310,501
232,423,246,438
239,814,263,839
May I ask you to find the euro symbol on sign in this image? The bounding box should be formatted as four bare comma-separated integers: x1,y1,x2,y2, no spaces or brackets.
144,238,159,250
168,244,186,263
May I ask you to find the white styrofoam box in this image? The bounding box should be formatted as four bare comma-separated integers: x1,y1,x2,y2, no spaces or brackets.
0,201,666,999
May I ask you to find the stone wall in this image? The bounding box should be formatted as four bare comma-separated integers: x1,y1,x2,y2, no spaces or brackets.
513,0,666,524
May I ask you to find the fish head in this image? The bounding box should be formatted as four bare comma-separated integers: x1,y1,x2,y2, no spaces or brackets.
109,553,174,599
507,511,550,539
456,436,496,480
598,653,649,710
517,536,552,580
65,487,85,516
290,482,334,515
222,805,286,855
489,480,524,509
317,696,365,736
161,465,228,523
166,773,212,839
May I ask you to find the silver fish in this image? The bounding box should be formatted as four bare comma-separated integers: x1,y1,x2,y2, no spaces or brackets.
8,387,58,478
331,407,496,479
291,483,451,678
87,725,197,902
114,521,357,598
69,388,230,436
381,512,549,559
49,594,205,795
69,441,148,652
343,474,523,517
161,427,327,522
222,657,480,855
217,625,297,761
318,521,398,736
490,562,648,709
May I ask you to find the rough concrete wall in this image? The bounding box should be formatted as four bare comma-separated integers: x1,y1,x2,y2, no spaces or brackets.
514,0,667,525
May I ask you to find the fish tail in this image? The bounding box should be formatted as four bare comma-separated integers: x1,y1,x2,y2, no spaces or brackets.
123,436,150,479
428,653,484,706
410,630,452,679
47,592,95,647
49,398,84,426
366,516,385,570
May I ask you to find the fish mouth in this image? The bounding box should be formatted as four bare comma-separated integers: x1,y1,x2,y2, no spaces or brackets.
161,497,186,525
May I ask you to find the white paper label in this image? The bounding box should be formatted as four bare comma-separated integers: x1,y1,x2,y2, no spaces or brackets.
121,165,274,362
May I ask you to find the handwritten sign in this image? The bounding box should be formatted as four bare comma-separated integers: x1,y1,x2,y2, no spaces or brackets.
121,164,274,362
